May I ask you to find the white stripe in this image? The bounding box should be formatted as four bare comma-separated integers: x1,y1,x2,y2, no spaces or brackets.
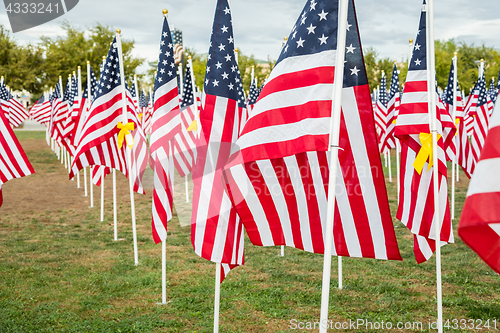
467,158,500,196
406,70,427,82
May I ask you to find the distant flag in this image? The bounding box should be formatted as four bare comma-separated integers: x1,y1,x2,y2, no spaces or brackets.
73,67,98,148
375,73,388,149
0,105,35,207
244,76,259,130
70,38,147,196
459,99,500,274
171,28,184,65
191,0,248,281
395,1,455,263
171,59,198,177
442,60,474,177
30,93,51,126
223,0,401,262
6,91,28,128
379,63,400,154
150,13,182,244
470,73,494,163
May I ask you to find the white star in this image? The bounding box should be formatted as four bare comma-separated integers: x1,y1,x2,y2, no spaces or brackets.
318,10,328,21
307,24,317,35
162,60,167,66
208,54,212,60
296,38,305,48
105,69,109,74
221,25,228,33
213,80,219,87
414,43,421,50
160,68,165,74
168,71,173,76
284,44,289,53
231,65,237,72
350,67,360,76
160,41,165,46
301,16,307,25
225,54,232,62
310,0,317,10
415,59,421,66
206,66,211,73
228,83,234,90
216,62,222,69
223,7,230,15
163,32,168,37
346,44,356,53
170,63,175,68
205,79,209,85
222,72,229,79
228,36,234,44
346,22,352,31
218,43,226,51
157,77,162,82
318,34,328,45
106,84,111,89
165,51,171,57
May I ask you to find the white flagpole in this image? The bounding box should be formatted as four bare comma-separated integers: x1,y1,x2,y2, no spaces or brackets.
83,64,92,198
426,1,443,332
162,240,167,304
319,0,349,331
451,52,458,220
409,39,414,66
214,262,221,333
101,168,105,222
69,73,75,180
76,66,82,189
388,150,392,182
116,29,139,266
90,166,94,208
113,169,118,240
395,62,401,203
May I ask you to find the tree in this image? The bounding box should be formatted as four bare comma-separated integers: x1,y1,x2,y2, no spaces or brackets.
40,22,144,92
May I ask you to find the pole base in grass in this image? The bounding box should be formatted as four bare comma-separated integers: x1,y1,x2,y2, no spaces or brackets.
113,238,126,241
156,301,172,305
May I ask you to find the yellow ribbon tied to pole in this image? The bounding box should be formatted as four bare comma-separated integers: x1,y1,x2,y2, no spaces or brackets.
413,132,441,175
117,122,135,149
187,119,198,132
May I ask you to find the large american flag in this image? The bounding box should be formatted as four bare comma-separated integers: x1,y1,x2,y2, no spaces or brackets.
70,37,147,195
395,1,455,263
223,0,401,261
191,0,247,281
458,98,500,274
470,73,494,163
171,59,198,177
442,60,474,178
0,105,35,207
379,63,400,153
150,14,182,244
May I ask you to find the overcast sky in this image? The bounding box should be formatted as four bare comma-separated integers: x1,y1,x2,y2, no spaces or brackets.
1,0,499,73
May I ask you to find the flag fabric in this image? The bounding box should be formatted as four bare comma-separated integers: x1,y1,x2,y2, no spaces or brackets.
70,38,147,196
150,14,182,244
470,73,494,163
379,63,400,153
0,106,35,207
171,60,199,177
375,73,388,148
191,0,248,282
7,92,28,128
91,165,111,186
395,1,455,263
30,94,52,126
243,77,259,131
488,77,497,104
441,61,475,177
223,0,401,261
49,81,69,147
463,83,479,136
458,99,500,274
73,67,98,148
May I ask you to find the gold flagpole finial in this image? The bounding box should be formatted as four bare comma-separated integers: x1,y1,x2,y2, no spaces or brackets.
163,9,168,15
481,59,484,63
116,29,121,34
188,56,192,60
284,37,288,41
59,76,62,79
134,74,137,78
394,60,397,63
87,61,90,64
235,48,239,53
77,66,80,69
454,51,457,56
179,63,183,67
102,56,106,60
409,39,413,44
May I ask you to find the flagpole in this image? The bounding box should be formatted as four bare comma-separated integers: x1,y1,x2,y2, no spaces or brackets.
58,76,66,169
214,262,221,333
116,29,139,266
76,66,82,189
90,166,94,207
113,168,118,240
319,0,349,331
451,52,458,220
426,1,443,332
161,239,167,304
101,168,105,222
409,39,414,66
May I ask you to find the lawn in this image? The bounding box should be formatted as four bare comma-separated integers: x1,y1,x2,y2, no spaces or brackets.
0,131,499,332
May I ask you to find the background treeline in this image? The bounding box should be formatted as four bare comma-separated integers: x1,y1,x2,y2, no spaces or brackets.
1,22,499,100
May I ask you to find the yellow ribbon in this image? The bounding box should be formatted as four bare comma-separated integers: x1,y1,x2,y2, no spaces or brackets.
138,113,143,120
455,118,460,136
117,122,135,149
187,119,198,132
413,132,441,174
392,119,396,125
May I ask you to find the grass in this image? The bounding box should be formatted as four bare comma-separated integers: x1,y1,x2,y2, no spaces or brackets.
0,132,499,332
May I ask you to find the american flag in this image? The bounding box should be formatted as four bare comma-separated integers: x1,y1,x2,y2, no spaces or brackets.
458,98,500,274
470,73,494,163
92,165,111,186
150,14,182,244
488,77,497,104
49,81,68,147
379,63,400,153
395,1,455,263
171,28,184,65
223,0,401,261
442,60,474,178
171,59,199,177
0,105,35,207
6,92,28,128
30,93,52,126
243,77,259,131
73,67,98,148
463,82,479,136
70,37,147,196
375,73,388,148
62,76,79,149
191,0,248,281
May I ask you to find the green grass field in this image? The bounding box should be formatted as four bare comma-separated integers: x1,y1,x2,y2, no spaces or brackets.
0,132,499,332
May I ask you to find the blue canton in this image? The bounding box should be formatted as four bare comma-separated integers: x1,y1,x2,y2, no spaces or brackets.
154,16,178,95
378,74,388,107
95,37,123,100
408,1,427,72
180,61,194,108
388,63,400,101
203,0,246,107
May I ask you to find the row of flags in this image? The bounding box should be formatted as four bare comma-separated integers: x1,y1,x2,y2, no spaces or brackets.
1,0,499,311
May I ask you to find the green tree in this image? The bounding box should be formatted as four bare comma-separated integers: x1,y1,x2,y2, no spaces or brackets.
40,22,144,91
